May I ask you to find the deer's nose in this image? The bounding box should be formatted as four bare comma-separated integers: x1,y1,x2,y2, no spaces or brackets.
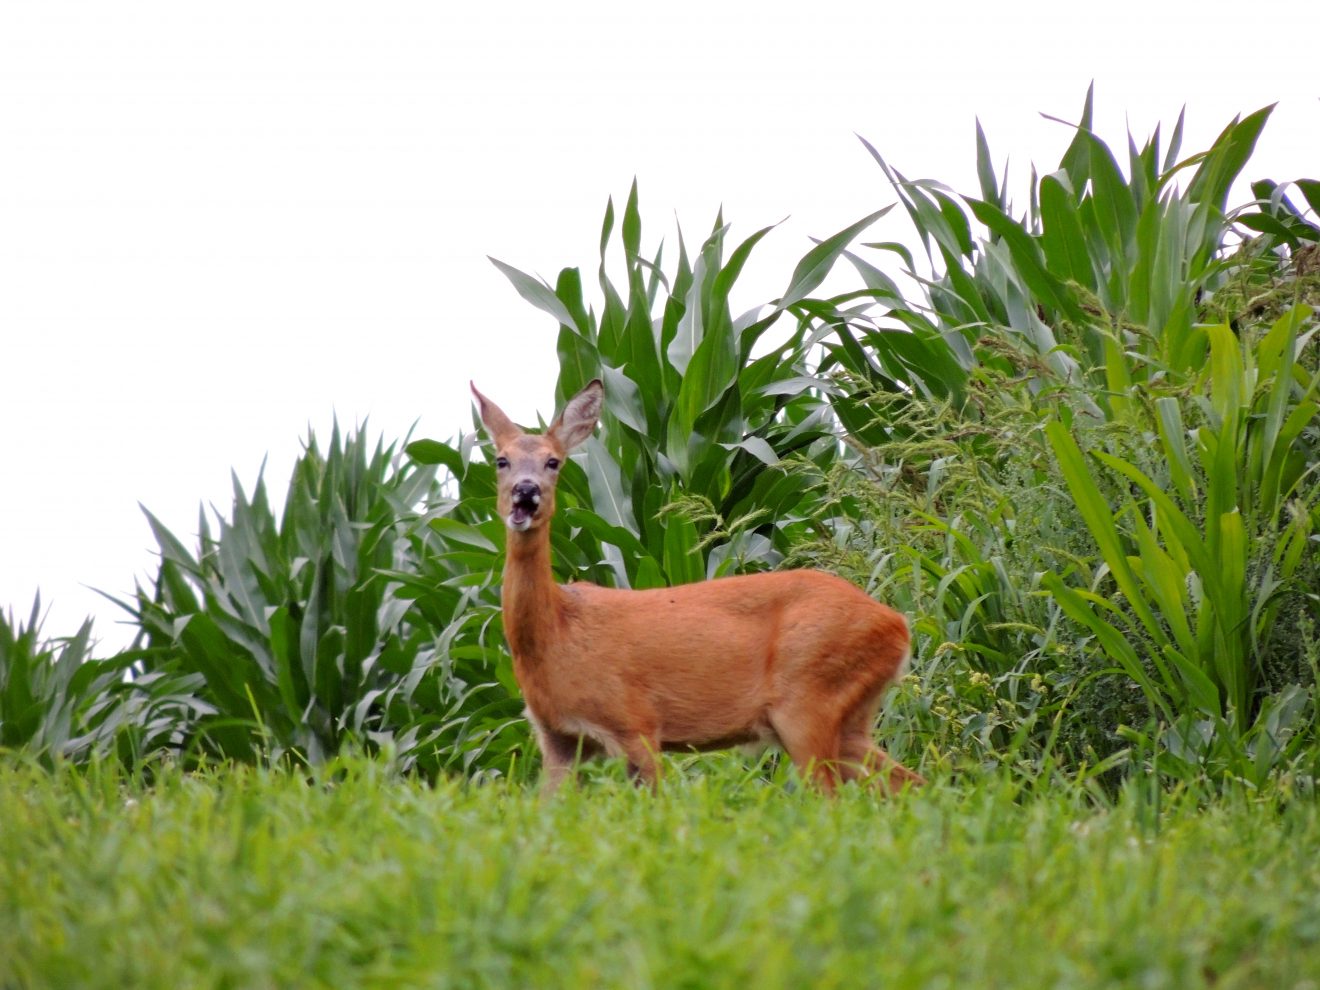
511,480,541,504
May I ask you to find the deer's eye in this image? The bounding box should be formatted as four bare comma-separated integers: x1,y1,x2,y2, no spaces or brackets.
545,457,561,471
495,456,509,470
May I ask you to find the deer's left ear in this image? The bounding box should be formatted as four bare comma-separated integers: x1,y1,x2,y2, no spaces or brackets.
550,379,603,450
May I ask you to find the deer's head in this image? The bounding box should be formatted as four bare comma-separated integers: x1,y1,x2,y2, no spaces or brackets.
471,379,603,532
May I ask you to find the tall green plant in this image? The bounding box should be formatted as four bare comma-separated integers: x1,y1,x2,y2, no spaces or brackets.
115,426,524,775
810,95,1320,785
400,189,931,779
1043,306,1319,782
413,184,887,591
0,598,164,763
827,88,1278,418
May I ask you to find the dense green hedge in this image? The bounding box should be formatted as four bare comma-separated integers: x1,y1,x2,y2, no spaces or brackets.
3,92,1318,789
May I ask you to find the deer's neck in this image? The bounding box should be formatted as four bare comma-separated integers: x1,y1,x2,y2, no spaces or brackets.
501,527,567,661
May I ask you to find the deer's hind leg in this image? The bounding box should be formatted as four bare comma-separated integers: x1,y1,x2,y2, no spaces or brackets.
768,706,846,794
620,734,662,789
838,733,925,792
836,695,924,793
529,712,602,795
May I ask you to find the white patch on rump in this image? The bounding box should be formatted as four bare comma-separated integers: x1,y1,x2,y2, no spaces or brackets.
895,646,912,683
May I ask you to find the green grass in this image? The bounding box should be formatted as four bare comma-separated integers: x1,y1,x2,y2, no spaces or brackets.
2,758,1318,989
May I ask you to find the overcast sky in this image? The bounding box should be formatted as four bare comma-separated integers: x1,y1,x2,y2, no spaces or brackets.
2,1,1317,651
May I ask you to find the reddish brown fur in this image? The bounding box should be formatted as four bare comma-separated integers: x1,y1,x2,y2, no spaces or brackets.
472,378,923,795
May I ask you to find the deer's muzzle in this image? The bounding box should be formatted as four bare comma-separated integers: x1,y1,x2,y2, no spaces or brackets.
508,481,542,531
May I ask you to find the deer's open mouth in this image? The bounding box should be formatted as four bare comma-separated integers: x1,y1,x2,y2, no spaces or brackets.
508,490,541,531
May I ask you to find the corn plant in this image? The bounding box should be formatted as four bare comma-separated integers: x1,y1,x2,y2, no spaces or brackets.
0,598,159,763
809,96,1320,785
411,184,887,592
826,88,1278,417
1235,178,1320,252
114,426,526,775
1043,305,1320,783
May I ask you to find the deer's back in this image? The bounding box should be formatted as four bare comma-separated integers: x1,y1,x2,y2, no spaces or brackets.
514,569,907,743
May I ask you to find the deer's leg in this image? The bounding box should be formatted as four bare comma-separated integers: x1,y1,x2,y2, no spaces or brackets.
619,733,662,789
835,693,924,792
769,708,843,795
839,733,925,793
530,713,598,795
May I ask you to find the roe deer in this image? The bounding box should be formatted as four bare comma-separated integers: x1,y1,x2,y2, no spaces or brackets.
472,377,922,795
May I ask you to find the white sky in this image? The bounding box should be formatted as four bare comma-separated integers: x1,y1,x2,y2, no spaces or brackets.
2,1,1317,652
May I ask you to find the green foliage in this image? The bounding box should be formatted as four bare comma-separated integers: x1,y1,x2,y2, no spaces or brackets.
1043,306,1320,783
813,92,1320,788
0,598,142,763
422,183,890,588
783,385,1113,778
829,87,1286,416
112,426,526,776
1236,177,1320,251
5,92,1320,794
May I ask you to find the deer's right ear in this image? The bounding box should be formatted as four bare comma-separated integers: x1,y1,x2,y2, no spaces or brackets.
470,382,520,445
551,379,603,451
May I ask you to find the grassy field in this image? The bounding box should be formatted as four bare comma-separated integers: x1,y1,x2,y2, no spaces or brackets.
2,758,1318,989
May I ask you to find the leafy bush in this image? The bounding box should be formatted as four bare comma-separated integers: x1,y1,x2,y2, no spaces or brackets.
404,186,912,776
422,183,894,585
803,91,1320,787
5,93,1319,793
110,426,525,776
0,598,186,765
1045,306,1320,783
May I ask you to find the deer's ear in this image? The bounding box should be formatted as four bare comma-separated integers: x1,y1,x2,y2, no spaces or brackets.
470,382,521,446
550,379,603,451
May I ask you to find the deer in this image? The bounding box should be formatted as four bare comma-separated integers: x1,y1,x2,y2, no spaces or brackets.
470,377,923,795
